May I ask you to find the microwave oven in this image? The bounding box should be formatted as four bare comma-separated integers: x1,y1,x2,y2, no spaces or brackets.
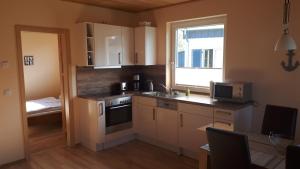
213,82,252,103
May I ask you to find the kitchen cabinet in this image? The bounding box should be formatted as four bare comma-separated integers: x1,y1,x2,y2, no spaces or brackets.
75,22,95,66
74,97,105,151
78,23,156,67
134,96,157,139
178,103,213,153
133,96,253,159
94,23,123,68
156,107,178,146
134,26,156,65
121,27,135,65
213,107,253,132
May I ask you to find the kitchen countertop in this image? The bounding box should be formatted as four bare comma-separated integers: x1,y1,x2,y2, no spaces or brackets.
79,91,139,101
78,91,253,111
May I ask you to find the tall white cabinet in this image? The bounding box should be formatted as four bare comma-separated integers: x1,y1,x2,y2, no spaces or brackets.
134,26,157,65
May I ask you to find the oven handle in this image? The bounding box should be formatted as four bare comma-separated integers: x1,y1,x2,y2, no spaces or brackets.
107,104,132,110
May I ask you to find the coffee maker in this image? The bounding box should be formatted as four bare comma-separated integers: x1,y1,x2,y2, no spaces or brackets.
133,74,140,91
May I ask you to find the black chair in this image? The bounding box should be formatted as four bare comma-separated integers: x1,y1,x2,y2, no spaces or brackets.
261,104,298,140
206,127,265,169
286,145,300,169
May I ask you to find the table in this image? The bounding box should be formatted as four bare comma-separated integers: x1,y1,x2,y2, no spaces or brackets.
199,133,287,169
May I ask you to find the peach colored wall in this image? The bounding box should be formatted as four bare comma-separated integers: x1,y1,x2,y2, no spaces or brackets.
0,0,135,165
136,0,300,141
21,32,61,100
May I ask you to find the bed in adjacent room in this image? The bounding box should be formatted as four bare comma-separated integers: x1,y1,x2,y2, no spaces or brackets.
26,97,62,118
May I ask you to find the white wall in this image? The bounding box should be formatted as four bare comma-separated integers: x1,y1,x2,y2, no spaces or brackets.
21,32,61,100
136,0,300,141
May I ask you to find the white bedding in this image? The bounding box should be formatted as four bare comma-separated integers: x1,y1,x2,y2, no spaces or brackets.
26,97,62,114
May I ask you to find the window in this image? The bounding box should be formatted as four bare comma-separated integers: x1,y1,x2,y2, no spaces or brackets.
192,49,202,68
177,51,185,68
171,16,226,92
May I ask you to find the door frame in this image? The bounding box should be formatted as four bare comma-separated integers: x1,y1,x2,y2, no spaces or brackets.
15,25,74,159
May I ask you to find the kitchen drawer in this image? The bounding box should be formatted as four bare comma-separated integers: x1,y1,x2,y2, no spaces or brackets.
137,96,157,107
178,103,213,118
214,108,234,121
213,119,234,131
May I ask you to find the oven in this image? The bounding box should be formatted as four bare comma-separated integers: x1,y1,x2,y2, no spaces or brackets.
105,96,132,134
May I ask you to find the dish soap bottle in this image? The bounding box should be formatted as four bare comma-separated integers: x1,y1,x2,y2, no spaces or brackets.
186,88,190,96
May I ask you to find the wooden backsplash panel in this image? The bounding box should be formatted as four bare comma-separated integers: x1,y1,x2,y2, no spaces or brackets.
76,65,166,96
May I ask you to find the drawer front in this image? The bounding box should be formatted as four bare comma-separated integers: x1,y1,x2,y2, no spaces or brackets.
214,108,234,121
137,96,157,107
213,118,234,131
178,103,213,118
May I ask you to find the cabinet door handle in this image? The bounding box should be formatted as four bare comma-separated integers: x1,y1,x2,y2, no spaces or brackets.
98,103,104,116
153,108,156,121
215,121,232,126
118,52,121,65
180,114,183,127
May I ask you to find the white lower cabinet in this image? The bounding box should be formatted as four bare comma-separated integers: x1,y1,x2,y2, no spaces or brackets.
178,103,214,154
136,103,157,139
74,97,105,151
134,96,157,139
178,112,213,153
133,96,252,159
156,107,178,147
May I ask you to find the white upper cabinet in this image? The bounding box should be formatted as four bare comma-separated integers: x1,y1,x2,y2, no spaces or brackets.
121,27,135,65
78,23,157,67
94,23,123,68
134,26,156,65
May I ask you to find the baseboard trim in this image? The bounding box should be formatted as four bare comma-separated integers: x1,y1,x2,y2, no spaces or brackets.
103,134,136,149
0,159,26,168
136,135,180,154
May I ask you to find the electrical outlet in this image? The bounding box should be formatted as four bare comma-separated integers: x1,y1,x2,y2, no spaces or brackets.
3,88,12,96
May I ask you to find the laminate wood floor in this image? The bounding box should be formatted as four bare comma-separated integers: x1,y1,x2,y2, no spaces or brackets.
1,140,198,169
28,123,66,154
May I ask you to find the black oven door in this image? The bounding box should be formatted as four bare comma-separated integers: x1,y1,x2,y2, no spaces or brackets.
105,104,132,134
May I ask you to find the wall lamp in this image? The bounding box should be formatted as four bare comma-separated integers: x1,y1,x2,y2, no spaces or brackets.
275,0,299,72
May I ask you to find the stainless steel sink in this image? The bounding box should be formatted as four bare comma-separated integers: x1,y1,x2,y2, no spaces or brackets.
141,91,184,99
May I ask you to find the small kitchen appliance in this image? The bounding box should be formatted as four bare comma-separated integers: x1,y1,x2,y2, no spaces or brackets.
133,74,140,91
120,82,128,93
213,82,252,103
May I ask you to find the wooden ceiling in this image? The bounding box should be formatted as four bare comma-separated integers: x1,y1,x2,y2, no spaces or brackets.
62,0,198,12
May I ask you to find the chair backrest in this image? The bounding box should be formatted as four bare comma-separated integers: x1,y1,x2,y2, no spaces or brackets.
261,104,298,140
286,145,300,169
206,127,252,169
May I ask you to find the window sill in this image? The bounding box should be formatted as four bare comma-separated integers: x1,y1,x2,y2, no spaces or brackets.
172,85,211,95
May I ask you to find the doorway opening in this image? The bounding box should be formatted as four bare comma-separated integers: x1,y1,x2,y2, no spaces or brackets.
15,25,73,157
22,31,65,153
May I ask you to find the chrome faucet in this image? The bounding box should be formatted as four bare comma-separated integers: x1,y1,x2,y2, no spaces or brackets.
160,84,173,95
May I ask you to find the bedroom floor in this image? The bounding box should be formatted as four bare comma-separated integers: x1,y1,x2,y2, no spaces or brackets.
28,115,66,154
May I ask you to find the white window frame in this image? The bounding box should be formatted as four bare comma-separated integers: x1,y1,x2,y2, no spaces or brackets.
170,15,227,93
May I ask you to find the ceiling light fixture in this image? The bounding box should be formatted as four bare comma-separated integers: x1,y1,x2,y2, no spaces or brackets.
275,0,299,72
